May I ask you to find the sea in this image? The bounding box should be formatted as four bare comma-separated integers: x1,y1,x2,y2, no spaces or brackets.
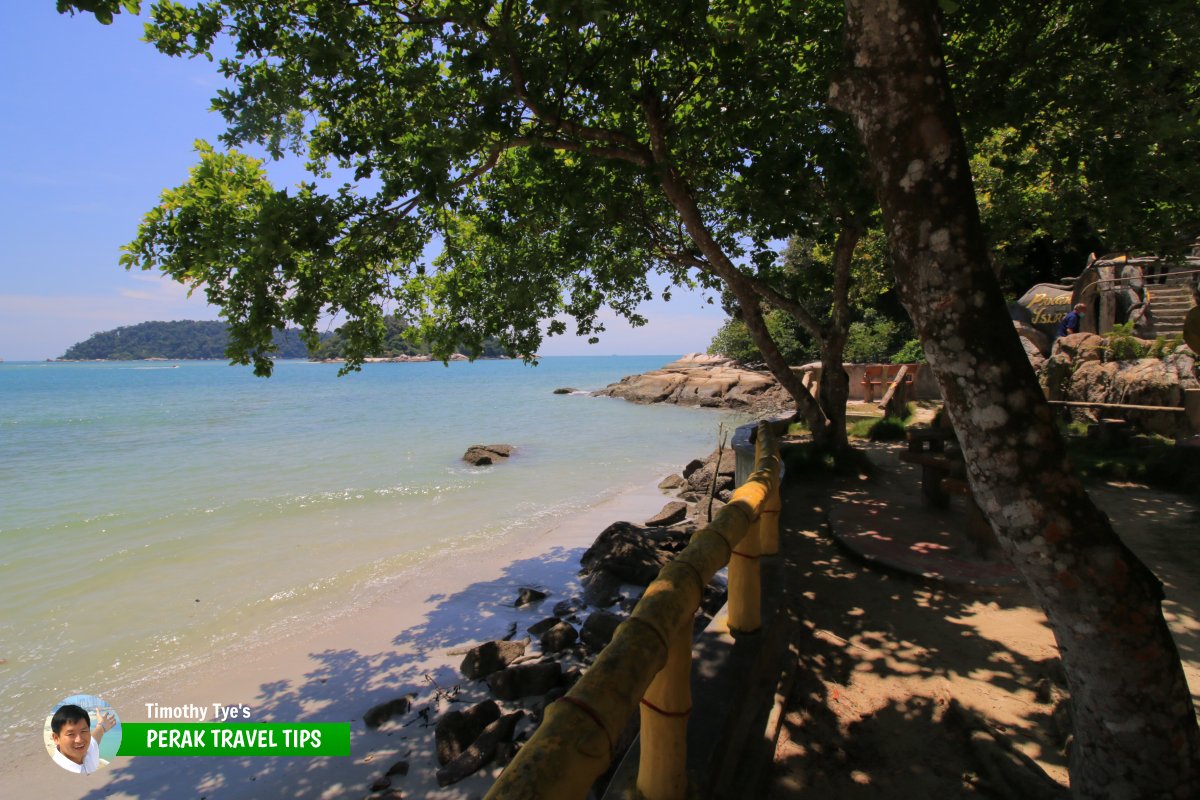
0,356,742,748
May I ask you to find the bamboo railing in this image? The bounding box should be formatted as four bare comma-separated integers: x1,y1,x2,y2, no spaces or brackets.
486,421,783,800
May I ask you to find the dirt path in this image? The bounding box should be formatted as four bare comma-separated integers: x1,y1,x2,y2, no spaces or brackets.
765,445,1200,798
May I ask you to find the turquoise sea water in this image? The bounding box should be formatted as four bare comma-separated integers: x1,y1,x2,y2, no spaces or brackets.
0,357,736,746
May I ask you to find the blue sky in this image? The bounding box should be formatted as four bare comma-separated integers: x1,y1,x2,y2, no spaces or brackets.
0,4,727,361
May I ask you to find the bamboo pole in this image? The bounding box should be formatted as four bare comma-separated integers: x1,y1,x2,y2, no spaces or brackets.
758,476,781,556
636,618,693,799
486,423,780,799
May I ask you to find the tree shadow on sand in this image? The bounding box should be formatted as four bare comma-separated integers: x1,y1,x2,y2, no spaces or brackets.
76,545,606,800
763,445,1200,799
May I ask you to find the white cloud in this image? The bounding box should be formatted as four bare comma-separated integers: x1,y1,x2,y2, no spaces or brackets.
0,275,219,360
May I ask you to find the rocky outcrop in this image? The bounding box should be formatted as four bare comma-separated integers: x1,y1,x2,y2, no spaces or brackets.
1036,334,1198,437
463,444,514,466
594,353,792,412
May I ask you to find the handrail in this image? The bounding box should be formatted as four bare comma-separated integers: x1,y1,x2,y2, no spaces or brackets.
486,421,782,799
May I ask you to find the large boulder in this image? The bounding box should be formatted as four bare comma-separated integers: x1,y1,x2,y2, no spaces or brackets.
435,700,501,765
580,521,692,586
644,501,688,527
435,710,523,787
460,640,527,680
538,621,579,653
580,611,624,651
463,444,514,466
594,360,791,412
486,661,564,700
1051,333,1105,363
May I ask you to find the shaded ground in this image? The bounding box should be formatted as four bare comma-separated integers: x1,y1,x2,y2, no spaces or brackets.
765,442,1200,798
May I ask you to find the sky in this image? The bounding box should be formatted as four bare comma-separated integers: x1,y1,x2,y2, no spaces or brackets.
0,4,728,361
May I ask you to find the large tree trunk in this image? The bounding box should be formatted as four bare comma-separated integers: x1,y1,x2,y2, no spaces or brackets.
832,1,1200,796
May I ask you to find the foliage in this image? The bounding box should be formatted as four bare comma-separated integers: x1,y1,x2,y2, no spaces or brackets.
1147,334,1185,360
866,417,908,441
890,338,927,364
844,310,902,364
1104,322,1148,362
780,440,872,476
948,1,1200,290
59,320,315,361
68,0,860,382
708,309,814,365
1063,429,1200,501
312,315,509,360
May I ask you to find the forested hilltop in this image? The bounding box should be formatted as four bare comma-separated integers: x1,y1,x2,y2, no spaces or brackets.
60,321,317,360
312,316,510,360
60,318,509,362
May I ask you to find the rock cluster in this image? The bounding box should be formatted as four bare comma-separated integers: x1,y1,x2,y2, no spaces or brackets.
357,447,734,793
1037,333,1198,437
594,353,792,412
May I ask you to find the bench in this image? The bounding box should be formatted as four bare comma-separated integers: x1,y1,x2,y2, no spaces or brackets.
900,428,1000,555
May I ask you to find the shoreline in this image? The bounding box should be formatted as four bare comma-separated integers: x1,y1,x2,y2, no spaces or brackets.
4,478,681,799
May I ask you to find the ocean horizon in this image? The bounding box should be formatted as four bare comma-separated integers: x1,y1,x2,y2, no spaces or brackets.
0,356,743,748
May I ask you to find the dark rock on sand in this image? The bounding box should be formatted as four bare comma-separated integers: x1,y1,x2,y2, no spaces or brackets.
580,569,623,608
682,458,705,479
462,444,514,466
385,760,410,777
539,621,579,653
515,587,548,607
580,521,692,585
657,473,686,492
363,694,416,729
435,699,501,765
487,661,564,701
580,611,623,651
553,597,584,618
436,711,524,787
527,617,560,636
645,500,688,527
460,640,527,680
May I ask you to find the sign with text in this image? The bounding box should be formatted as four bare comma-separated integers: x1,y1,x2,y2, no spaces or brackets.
116,723,351,757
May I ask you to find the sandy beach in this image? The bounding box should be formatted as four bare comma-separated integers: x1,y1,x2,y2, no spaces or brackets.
5,481,680,800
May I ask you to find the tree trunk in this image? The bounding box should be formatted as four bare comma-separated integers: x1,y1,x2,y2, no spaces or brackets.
640,98,830,441
739,294,829,440
815,221,861,452
832,1,1200,796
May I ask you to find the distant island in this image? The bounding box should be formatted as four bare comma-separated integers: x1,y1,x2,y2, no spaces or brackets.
59,318,509,361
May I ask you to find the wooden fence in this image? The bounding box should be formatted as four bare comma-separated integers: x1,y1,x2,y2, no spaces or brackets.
485,421,783,799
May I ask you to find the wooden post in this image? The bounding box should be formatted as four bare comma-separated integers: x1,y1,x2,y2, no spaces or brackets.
758,471,781,556
636,619,693,799
727,511,762,633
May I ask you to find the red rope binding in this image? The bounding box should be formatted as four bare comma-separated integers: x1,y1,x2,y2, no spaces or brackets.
640,697,692,717
558,696,615,757
731,549,761,560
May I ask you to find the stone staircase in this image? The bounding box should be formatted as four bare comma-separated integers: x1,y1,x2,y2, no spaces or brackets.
1145,284,1197,337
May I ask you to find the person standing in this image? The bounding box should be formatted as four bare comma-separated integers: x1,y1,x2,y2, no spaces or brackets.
1057,303,1086,338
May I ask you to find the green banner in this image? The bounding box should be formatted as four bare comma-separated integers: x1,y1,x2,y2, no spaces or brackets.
116,723,350,757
